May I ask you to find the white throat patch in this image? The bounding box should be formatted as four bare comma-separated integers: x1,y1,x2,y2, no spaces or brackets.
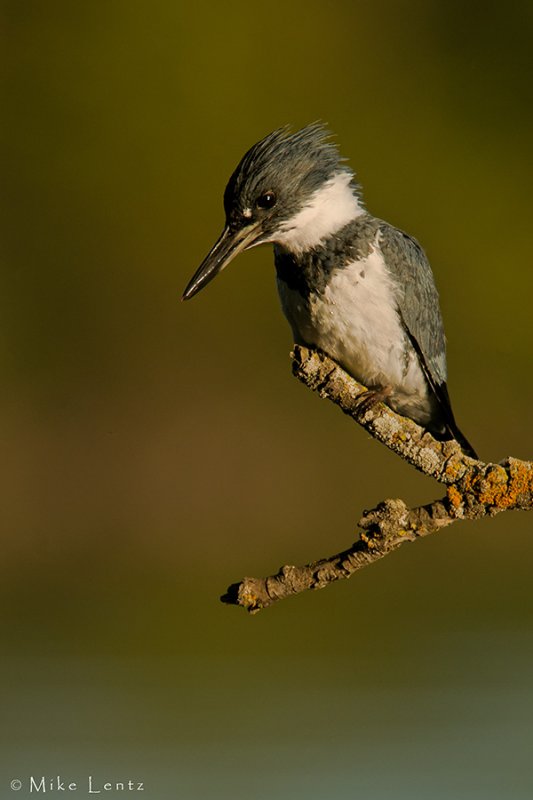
273,171,365,254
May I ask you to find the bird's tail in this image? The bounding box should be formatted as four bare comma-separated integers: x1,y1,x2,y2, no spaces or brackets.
429,381,478,459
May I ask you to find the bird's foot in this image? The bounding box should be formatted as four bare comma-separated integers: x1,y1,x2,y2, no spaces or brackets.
354,386,392,417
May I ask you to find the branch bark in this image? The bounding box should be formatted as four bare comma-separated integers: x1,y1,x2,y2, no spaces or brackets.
221,345,533,613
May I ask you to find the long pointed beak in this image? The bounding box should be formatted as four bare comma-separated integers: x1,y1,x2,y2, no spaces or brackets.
182,223,262,301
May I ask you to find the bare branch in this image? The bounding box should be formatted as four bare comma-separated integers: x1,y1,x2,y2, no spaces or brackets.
221,346,533,614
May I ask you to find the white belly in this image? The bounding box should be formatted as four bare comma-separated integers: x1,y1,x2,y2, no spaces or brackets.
277,245,433,423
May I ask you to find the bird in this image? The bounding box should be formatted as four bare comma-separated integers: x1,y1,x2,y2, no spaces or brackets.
182,123,477,458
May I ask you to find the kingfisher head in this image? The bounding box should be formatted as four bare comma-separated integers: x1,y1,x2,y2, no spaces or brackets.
182,123,364,300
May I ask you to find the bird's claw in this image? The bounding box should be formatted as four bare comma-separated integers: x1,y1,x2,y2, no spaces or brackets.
354,387,391,417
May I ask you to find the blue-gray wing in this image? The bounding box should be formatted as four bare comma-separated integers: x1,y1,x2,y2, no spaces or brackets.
378,222,447,386
379,222,477,458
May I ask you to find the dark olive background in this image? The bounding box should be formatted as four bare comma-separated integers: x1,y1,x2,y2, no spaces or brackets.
2,2,533,798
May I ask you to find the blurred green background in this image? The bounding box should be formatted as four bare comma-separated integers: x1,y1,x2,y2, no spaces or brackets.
2,1,533,798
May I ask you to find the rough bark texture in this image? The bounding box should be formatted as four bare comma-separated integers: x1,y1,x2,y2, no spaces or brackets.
221,345,533,614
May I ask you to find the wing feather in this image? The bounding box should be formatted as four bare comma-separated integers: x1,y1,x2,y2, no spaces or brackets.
379,223,477,458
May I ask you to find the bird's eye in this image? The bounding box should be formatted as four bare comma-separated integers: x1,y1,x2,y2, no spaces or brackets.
256,191,277,210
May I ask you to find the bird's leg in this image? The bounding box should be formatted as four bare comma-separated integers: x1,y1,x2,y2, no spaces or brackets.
354,385,393,416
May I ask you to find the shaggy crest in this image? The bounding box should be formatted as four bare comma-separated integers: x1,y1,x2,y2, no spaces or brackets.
223,123,355,224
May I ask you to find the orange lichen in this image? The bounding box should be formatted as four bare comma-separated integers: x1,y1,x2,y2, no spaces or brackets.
476,466,510,507
446,460,533,514
507,461,533,506
470,462,533,509
447,485,463,510
444,460,463,482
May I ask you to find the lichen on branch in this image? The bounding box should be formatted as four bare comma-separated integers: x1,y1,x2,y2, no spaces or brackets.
221,345,533,614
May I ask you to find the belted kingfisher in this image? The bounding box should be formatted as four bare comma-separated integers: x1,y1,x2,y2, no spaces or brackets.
182,123,477,458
